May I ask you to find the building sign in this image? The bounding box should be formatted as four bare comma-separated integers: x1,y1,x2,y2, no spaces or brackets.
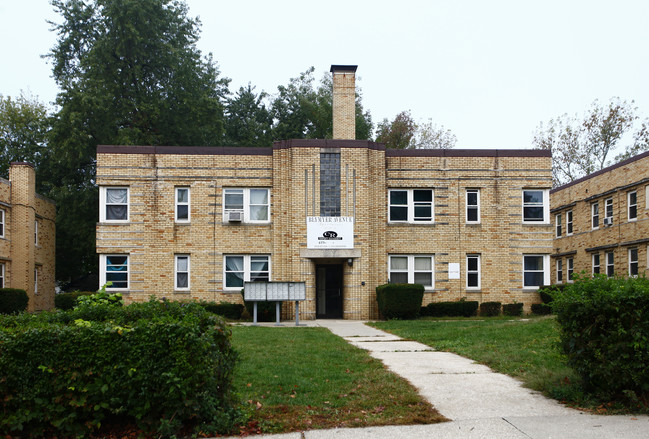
448,263,460,279
307,217,354,249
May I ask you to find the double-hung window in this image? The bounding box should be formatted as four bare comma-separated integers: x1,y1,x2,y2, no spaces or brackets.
388,255,434,289
175,187,190,222
522,190,548,223
100,187,129,222
556,259,563,283
175,255,190,290
592,202,600,229
629,248,639,276
34,268,39,294
628,191,638,221
0,263,4,288
566,210,573,235
34,220,38,245
592,253,600,275
223,188,270,223
466,189,480,223
466,254,480,289
523,255,549,289
224,255,270,290
567,257,574,282
388,189,434,223
605,198,613,225
0,209,4,238
555,213,562,237
606,251,614,277
100,255,129,290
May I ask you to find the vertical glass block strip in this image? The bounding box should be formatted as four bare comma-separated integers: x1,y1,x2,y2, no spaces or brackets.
320,153,341,216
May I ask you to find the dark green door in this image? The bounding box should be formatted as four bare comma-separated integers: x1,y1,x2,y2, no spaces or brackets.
316,264,343,318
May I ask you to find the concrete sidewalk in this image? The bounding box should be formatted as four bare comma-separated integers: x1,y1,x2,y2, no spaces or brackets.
223,320,649,438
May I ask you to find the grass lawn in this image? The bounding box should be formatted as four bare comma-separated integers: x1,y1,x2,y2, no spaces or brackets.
230,326,446,434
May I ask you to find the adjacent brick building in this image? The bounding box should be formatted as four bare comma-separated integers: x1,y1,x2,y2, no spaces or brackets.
0,162,56,311
551,151,649,283
96,65,553,319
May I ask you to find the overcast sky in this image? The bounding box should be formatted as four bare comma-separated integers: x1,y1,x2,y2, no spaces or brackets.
1,0,648,149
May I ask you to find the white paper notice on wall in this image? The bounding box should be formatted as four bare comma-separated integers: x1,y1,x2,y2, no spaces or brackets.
448,263,460,279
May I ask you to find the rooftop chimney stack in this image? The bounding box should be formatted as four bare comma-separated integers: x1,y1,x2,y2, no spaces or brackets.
330,65,357,140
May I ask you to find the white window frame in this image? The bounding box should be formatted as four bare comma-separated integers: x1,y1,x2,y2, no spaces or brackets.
567,257,574,283
592,253,600,275
175,254,190,290
223,188,270,224
0,209,6,238
591,202,600,229
34,220,38,246
566,210,573,235
466,254,481,289
629,248,638,277
605,198,613,224
100,187,130,223
466,189,480,224
555,213,562,237
0,263,4,288
223,255,270,290
388,254,435,290
175,187,190,223
34,267,38,294
556,259,563,284
388,189,434,223
100,254,129,291
628,191,638,221
606,251,614,277
522,254,550,289
522,189,549,224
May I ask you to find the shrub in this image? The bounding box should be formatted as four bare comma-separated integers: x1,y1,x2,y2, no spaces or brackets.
502,302,523,317
531,303,552,315
0,299,239,437
54,291,94,310
552,275,649,403
538,284,566,304
0,289,28,314
479,301,501,317
201,301,245,320
376,283,425,319
427,299,478,317
420,306,430,317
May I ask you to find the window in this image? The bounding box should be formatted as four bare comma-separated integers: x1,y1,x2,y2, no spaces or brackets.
606,251,614,277
556,259,563,283
100,255,129,290
591,202,599,229
466,254,480,289
466,189,480,223
0,209,6,238
388,189,434,223
592,253,600,275
567,257,574,282
175,255,190,290
555,213,562,237
34,268,38,294
566,210,573,235
0,263,4,288
629,248,638,276
34,220,38,245
523,255,549,288
224,255,270,289
605,198,613,224
628,191,638,221
175,188,190,222
100,187,129,222
388,255,434,289
223,188,270,223
522,190,548,223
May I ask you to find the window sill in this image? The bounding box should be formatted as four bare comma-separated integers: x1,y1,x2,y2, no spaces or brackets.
466,289,481,293
173,290,191,294
98,221,130,225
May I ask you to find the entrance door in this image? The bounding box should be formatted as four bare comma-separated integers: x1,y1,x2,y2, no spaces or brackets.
316,264,343,319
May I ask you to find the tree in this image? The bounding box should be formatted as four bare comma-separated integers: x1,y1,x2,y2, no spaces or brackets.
375,111,417,149
0,93,51,181
223,84,273,146
411,121,457,149
533,98,640,187
45,0,230,283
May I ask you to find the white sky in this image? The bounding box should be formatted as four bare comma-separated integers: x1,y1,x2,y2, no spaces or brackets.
1,0,648,149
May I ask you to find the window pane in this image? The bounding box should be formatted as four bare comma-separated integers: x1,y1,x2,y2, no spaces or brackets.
106,205,127,220
468,273,479,287
414,272,432,286
226,272,244,287
390,272,408,284
390,191,407,205
390,206,408,221
250,205,268,221
224,191,244,210
250,189,268,204
225,256,244,272
467,208,478,222
413,206,431,220
467,257,478,271
106,188,127,204
177,188,188,203
177,205,188,220
523,191,543,204
524,207,544,221
524,256,543,271
106,255,127,266
250,259,269,272
467,191,478,205
177,256,188,271
390,257,408,270
413,190,432,202
524,272,544,287
176,273,188,288
414,257,431,270
250,272,269,282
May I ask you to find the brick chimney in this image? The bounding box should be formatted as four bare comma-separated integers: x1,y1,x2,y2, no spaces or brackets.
330,65,357,140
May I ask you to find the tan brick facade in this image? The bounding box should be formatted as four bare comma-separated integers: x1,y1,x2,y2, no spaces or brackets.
551,151,649,283
331,65,356,140
0,163,56,311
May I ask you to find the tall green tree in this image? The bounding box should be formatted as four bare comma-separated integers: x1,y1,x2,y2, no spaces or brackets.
0,93,51,181
223,84,273,146
375,111,417,149
46,0,230,283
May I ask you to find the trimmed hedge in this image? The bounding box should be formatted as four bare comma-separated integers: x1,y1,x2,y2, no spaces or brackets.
502,303,523,317
0,288,28,314
0,299,239,437
201,301,245,320
552,275,649,403
54,291,95,310
531,303,552,315
479,301,501,317
376,283,424,319
538,284,567,304
427,300,478,317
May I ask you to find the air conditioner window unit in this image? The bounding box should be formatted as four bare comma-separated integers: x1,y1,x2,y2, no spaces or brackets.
227,210,243,222
603,217,613,226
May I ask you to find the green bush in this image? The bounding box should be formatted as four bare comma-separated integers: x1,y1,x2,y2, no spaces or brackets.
0,299,239,437
0,288,28,314
201,301,245,320
479,301,501,317
538,284,566,304
54,291,94,310
502,303,523,317
376,283,424,319
427,299,478,317
552,275,649,404
531,303,552,315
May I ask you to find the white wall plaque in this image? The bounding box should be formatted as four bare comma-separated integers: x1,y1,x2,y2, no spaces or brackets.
448,263,460,279
307,217,354,249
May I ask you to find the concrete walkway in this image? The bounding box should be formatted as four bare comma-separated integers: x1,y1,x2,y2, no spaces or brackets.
222,320,649,438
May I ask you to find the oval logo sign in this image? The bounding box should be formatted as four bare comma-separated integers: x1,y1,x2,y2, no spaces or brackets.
322,231,338,238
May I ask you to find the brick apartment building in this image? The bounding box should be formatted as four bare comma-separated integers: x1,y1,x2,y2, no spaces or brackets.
551,151,649,283
0,162,56,311
96,65,553,319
